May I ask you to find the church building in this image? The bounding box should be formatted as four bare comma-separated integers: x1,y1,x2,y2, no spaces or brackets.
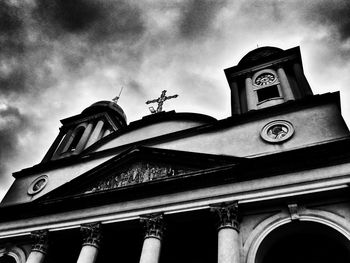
0,46,349,263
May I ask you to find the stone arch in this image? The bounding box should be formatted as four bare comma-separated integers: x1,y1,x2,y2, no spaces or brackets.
244,207,350,263
0,246,26,263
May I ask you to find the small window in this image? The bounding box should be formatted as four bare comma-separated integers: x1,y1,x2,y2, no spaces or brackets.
257,85,280,102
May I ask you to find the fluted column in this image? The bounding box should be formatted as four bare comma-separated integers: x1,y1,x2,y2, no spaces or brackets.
85,120,104,148
26,230,49,263
245,76,256,110
277,67,294,101
139,214,164,263
76,223,102,263
75,123,94,153
211,202,240,263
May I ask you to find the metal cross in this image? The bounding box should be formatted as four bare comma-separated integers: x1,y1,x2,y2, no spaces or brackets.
146,90,178,114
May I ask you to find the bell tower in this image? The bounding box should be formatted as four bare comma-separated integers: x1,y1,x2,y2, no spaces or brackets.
42,100,127,162
224,46,313,115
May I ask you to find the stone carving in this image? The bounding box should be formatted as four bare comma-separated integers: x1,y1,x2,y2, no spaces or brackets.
211,202,239,231
140,214,165,240
84,161,190,194
288,203,300,221
80,223,102,248
31,230,49,254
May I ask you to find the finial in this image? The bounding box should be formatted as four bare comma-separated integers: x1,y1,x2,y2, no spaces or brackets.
146,90,178,114
112,86,124,103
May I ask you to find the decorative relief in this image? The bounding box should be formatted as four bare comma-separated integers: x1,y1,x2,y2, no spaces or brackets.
31,230,49,254
288,203,300,221
80,223,102,248
260,120,294,143
84,162,190,194
140,214,165,240
211,202,239,231
27,175,48,195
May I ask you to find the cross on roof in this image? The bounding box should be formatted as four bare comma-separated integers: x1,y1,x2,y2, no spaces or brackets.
146,90,178,114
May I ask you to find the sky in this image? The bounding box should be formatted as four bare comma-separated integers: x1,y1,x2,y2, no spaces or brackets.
0,0,350,200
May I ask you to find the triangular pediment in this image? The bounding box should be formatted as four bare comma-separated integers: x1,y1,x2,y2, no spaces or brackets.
82,160,195,194
41,147,243,202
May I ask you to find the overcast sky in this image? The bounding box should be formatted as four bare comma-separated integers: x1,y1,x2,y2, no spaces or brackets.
0,0,349,200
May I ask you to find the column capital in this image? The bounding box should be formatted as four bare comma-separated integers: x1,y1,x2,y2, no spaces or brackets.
140,214,164,240
31,230,49,254
211,202,239,231
80,223,102,249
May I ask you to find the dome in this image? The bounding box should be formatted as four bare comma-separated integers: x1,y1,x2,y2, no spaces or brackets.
82,101,127,126
238,46,283,65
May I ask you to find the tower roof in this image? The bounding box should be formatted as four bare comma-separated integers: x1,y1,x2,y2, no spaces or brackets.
238,46,283,65
82,100,127,125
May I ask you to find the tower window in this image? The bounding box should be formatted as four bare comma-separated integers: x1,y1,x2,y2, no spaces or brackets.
256,85,280,102
67,127,85,152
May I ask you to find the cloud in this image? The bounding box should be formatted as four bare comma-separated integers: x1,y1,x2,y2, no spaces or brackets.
179,0,227,40
0,105,34,178
306,0,350,42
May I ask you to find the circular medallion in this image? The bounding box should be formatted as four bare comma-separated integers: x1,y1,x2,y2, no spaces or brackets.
255,73,276,86
28,175,48,195
261,120,294,143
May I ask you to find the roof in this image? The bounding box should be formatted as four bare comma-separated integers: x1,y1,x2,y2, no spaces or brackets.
238,46,283,65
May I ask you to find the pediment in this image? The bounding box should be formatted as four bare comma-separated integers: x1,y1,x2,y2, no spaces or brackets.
82,160,195,194
41,147,243,202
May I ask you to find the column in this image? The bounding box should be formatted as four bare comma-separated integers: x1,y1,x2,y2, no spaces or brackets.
211,202,240,263
85,120,104,148
75,123,94,153
293,63,313,96
26,230,48,263
245,76,256,111
230,81,241,115
76,223,102,263
139,214,164,263
52,128,74,158
102,129,111,138
277,67,294,101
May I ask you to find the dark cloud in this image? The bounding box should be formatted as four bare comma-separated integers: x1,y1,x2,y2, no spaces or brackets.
0,69,27,96
179,0,226,39
0,105,33,178
34,0,145,43
35,0,102,34
0,1,25,55
305,1,350,42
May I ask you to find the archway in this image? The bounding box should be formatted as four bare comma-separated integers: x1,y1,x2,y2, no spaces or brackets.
255,221,350,263
0,255,16,263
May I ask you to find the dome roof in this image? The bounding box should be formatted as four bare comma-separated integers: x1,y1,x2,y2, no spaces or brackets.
239,46,283,65
82,101,127,125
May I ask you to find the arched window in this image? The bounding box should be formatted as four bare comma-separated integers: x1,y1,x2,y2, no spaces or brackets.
64,126,85,153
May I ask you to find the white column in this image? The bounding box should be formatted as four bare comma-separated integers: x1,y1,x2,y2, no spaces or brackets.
75,123,94,153
76,223,102,263
53,128,74,158
277,67,294,101
102,129,111,138
85,120,104,148
245,76,256,111
139,214,164,263
211,202,240,263
26,230,48,263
